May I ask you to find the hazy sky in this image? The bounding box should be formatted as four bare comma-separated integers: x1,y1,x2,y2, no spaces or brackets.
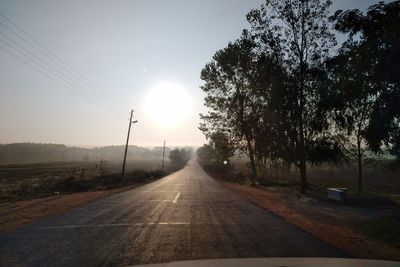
0,0,385,147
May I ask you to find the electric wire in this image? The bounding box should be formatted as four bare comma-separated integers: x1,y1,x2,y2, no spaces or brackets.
0,23,127,116
0,11,129,112
0,11,162,142
0,43,127,119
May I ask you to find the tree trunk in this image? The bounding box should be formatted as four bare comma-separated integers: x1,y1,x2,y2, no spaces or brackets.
249,152,257,183
357,137,362,196
246,137,257,183
299,155,307,194
298,71,307,194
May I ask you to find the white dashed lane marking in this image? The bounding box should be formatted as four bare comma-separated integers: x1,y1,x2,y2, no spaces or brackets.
172,192,180,204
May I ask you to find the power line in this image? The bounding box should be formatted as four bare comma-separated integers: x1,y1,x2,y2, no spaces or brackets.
0,43,127,119
0,35,127,118
0,41,158,143
0,12,130,117
0,11,166,149
0,11,129,111
0,23,127,116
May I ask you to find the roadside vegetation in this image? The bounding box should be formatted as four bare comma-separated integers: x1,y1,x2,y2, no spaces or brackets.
168,147,193,170
0,146,192,202
198,0,400,254
0,160,165,202
199,0,400,195
0,147,192,234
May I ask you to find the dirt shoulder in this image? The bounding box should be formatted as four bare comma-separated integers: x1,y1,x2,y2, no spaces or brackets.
0,183,144,234
222,182,400,261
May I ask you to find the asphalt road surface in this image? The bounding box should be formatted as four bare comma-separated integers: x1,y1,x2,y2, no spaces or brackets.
0,159,344,266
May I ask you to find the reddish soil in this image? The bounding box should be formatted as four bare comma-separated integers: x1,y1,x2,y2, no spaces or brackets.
222,182,400,261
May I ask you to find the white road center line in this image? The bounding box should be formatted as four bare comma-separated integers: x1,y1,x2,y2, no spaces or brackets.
172,192,181,204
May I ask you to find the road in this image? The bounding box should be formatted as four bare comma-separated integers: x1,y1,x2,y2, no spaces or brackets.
0,159,344,266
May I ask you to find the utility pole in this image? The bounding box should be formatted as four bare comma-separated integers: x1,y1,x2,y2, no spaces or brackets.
162,140,166,171
121,109,137,178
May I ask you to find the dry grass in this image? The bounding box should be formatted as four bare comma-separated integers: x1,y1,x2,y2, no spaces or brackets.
0,159,164,201
230,157,400,203
0,159,172,234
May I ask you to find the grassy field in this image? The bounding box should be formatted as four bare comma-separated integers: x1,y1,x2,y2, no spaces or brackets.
228,157,400,203
0,159,166,202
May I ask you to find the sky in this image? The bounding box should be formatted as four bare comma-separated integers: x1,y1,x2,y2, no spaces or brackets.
0,0,386,147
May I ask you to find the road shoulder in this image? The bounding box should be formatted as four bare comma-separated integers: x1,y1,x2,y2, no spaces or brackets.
0,183,144,234
221,182,400,261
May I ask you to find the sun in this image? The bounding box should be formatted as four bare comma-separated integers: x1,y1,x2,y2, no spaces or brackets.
143,81,193,128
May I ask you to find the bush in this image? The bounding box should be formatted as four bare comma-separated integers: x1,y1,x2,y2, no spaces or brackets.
54,176,93,193
125,169,166,183
2,168,167,202
95,174,122,187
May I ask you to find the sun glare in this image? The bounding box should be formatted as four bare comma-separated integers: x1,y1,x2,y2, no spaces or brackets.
143,81,193,128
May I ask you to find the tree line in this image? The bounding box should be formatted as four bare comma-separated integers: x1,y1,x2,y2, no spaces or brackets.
199,0,400,194
0,143,170,163
169,147,193,170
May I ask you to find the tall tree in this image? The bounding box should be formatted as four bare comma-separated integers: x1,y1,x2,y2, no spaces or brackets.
200,31,259,179
327,43,376,195
247,0,338,193
332,1,400,159
200,31,283,181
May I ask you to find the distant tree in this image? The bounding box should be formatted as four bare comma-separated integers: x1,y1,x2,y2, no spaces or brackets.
247,0,340,193
82,154,90,161
332,1,400,159
196,144,214,164
169,148,191,169
197,132,235,166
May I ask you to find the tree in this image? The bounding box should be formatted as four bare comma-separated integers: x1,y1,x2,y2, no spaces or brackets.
196,144,214,164
209,131,235,165
200,30,284,181
197,131,235,166
327,44,376,195
169,148,192,169
332,1,400,159
200,31,259,179
246,0,339,193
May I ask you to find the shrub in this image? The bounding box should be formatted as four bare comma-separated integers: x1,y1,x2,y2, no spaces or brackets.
54,176,93,193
